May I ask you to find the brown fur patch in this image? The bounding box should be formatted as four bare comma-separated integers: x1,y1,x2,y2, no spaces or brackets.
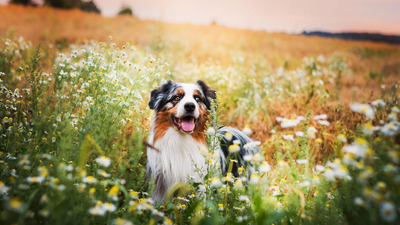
153,103,209,145
177,89,185,96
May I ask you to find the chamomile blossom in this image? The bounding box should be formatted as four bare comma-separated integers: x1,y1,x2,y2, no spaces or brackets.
259,161,272,174
350,103,375,120
388,112,398,121
371,99,386,107
242,126,252,135
313,114,327,120
209,177,222,188
307,127,318,139
380,202,397,222
95,156,111,167
282,134,295,142
337,134,347,143
381,121,399,136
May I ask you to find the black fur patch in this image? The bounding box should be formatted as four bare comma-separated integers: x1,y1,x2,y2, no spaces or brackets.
148,80,179,111
196,80,216,110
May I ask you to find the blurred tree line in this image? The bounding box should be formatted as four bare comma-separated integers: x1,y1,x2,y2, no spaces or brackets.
9,0,135,16
9,0,101,14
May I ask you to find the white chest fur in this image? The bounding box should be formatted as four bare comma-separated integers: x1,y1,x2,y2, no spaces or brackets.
147,127,207,195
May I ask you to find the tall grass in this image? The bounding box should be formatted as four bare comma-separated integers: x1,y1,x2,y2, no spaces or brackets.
1,5,400,224
1,34,399,225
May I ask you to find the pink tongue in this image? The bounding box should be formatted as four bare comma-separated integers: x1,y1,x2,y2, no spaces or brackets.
181,119,195,132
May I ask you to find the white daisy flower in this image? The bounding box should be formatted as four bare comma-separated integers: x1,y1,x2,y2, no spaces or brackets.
95,156,111,167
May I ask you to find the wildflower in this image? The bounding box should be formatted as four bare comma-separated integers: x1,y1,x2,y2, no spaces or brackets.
0,181,10,195
307,127,318,139
380,202,397,222
18,156,30,165
353,197,365,206
9,197,24,212
342,139,368,158
282,134,295,142
299,180,311,187
388,112,398,121
342,153,356,166
252,153,264,162
89,187,96,195
358,166,374,182
383,164,397,174
228,144,240,153
250,173,259,184
270,129,276,134
83,176,97,184
39,209,50,217
259,161,271,173
233,179,244,190
315,165,325,172
242,126,252,135
275,202,283,211
318,120,330,126
270,185,281,196
281,118,301,128
375,181,387,192
323,168,335,181
114,218,133,225
313,114,327,120
89,203,106,216
296,159,308,164
392,106,400,113
295,131,304,137
218,203,224,211
164,218,173,225
103,202,116,212
243,154,253,161
108,185,119,201
380,122,399,136
209,177,222,188
224,173,233,182
129,190,139,199
350,103,374,120
224,132,233,141
312,176,320,184
362,122,379,135
206,127,215,135
27,176,45,183
95,156,111,167
97,169,110,177
371,99,386,107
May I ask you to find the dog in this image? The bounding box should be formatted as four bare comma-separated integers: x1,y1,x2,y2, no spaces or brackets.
146,80,258,201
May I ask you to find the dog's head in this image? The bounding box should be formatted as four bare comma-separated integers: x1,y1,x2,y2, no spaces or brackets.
149,80,216,134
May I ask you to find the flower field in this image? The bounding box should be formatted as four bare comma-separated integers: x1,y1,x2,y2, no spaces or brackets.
1,5,400,225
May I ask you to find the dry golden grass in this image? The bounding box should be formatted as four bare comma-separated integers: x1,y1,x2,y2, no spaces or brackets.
1,4,400,149
2,5,398,86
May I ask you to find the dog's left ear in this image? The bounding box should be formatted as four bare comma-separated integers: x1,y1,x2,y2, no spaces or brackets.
196,80,216,109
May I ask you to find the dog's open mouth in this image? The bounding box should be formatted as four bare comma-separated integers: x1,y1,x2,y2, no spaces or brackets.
173,115,198,133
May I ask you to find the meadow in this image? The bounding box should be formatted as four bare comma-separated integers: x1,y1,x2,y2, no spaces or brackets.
1,4,400,225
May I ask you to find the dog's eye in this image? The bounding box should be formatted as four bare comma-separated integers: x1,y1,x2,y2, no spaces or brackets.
194,96,201,102
174,96,181,101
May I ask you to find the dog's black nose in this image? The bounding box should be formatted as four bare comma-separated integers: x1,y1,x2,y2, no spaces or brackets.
184,102,196,112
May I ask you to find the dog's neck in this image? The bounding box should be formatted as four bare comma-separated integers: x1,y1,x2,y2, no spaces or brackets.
147,117,208,201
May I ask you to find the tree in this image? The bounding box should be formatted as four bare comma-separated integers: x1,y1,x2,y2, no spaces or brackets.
44,0,81,9
9,0,37,6
80,0,100,14
43,0,100,14
117,6,134,16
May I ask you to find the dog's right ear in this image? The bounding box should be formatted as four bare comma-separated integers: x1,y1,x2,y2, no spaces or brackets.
149,80,177,110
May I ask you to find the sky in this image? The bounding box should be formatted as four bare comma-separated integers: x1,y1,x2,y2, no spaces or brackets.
2,0,400,34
